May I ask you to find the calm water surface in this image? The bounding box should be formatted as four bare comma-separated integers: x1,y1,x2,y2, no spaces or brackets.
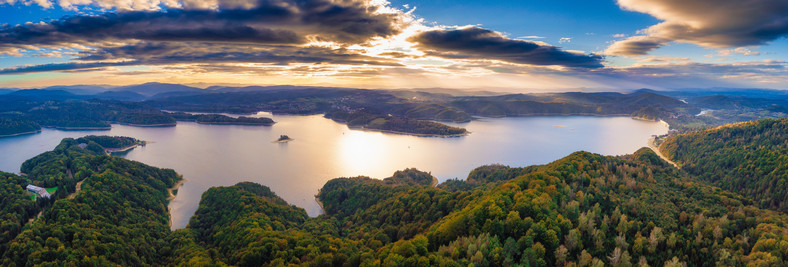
0,114,668,229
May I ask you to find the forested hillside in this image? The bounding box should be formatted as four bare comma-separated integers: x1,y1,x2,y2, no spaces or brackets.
2,123,788,266
169,149,787,266
0,117,41,136
167,112,275,126
0,137,181,265
0,172,39,256
23,100,176,128
325,109,467,136
661,117,788,211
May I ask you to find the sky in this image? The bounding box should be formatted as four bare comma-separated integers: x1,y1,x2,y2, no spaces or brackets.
0,0,786,91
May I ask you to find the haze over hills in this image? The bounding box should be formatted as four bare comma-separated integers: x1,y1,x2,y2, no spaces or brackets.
3,82,787,102
1,83,788,137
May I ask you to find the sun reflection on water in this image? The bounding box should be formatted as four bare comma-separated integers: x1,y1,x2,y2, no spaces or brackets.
337,130,390,177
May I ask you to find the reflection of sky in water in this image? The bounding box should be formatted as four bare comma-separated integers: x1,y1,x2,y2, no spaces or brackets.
0,114,667,229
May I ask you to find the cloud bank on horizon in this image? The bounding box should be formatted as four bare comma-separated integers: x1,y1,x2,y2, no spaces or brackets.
0,0,786,90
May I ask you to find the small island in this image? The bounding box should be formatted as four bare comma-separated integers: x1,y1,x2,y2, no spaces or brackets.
273,135,294,143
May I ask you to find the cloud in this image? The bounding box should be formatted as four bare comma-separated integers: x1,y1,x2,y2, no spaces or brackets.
4,0,298,11
409,27,604,68
0,0,54,9
716,47,761,57
558,37,571,43
0,0,409,74
0,0,403,52
0,61,136,74
605,36,669,56
634,56,690,63
76,41,403,65
607,0,788,55
603,60,788,86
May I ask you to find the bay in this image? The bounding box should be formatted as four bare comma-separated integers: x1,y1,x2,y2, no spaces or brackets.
0,114,668,229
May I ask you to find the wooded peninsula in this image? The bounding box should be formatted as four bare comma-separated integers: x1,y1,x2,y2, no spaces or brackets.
1,117,788,265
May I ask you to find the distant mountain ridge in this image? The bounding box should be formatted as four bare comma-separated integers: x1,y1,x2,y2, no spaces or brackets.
3,83,787,132
114,82,203,96
6,89,87,101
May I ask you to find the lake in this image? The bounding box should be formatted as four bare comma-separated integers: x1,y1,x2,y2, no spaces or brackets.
0,114,668,229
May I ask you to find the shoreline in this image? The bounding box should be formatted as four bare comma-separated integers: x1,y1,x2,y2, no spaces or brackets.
314,195,325,214
272,138,294,143
115,123,176,127
646,120,678,168
105,142,146,153
0,129,42,138
347,125,470,138
167,178,185,229
648,137,680,169
471,113,632,119
196,121,275,126
167,178,185,201
45,126,112,131
43,123,177,131
631,116,660,122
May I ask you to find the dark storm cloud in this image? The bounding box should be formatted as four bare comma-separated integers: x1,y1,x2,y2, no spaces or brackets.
0,41,401,74
0,0,402,51
0,0,406,74
409,27,604,68
78,42,403,66
0,61,136,74
607,0,788,55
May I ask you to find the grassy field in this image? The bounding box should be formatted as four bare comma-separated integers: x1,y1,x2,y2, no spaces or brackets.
28,186,57,200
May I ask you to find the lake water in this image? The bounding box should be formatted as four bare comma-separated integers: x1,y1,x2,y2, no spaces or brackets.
0,114,668,229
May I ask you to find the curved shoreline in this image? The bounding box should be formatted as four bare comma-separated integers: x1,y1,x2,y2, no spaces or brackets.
0,129,42,138
314,195,325,215
196,121,275,126
45,126,112,131
631,116,660,122
470,113,632,119
347,125,470,138
44,123,177,130
105,142,144,153
645,120,678,168
115,123,176,127
648,137,679,169
167,179,185,201
167,178,185,228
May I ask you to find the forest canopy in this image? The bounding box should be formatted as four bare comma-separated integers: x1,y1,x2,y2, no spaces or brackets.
2,117,788,266
661,117,788,211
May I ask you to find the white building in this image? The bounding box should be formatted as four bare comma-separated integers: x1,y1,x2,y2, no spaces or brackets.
26,184,51,198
